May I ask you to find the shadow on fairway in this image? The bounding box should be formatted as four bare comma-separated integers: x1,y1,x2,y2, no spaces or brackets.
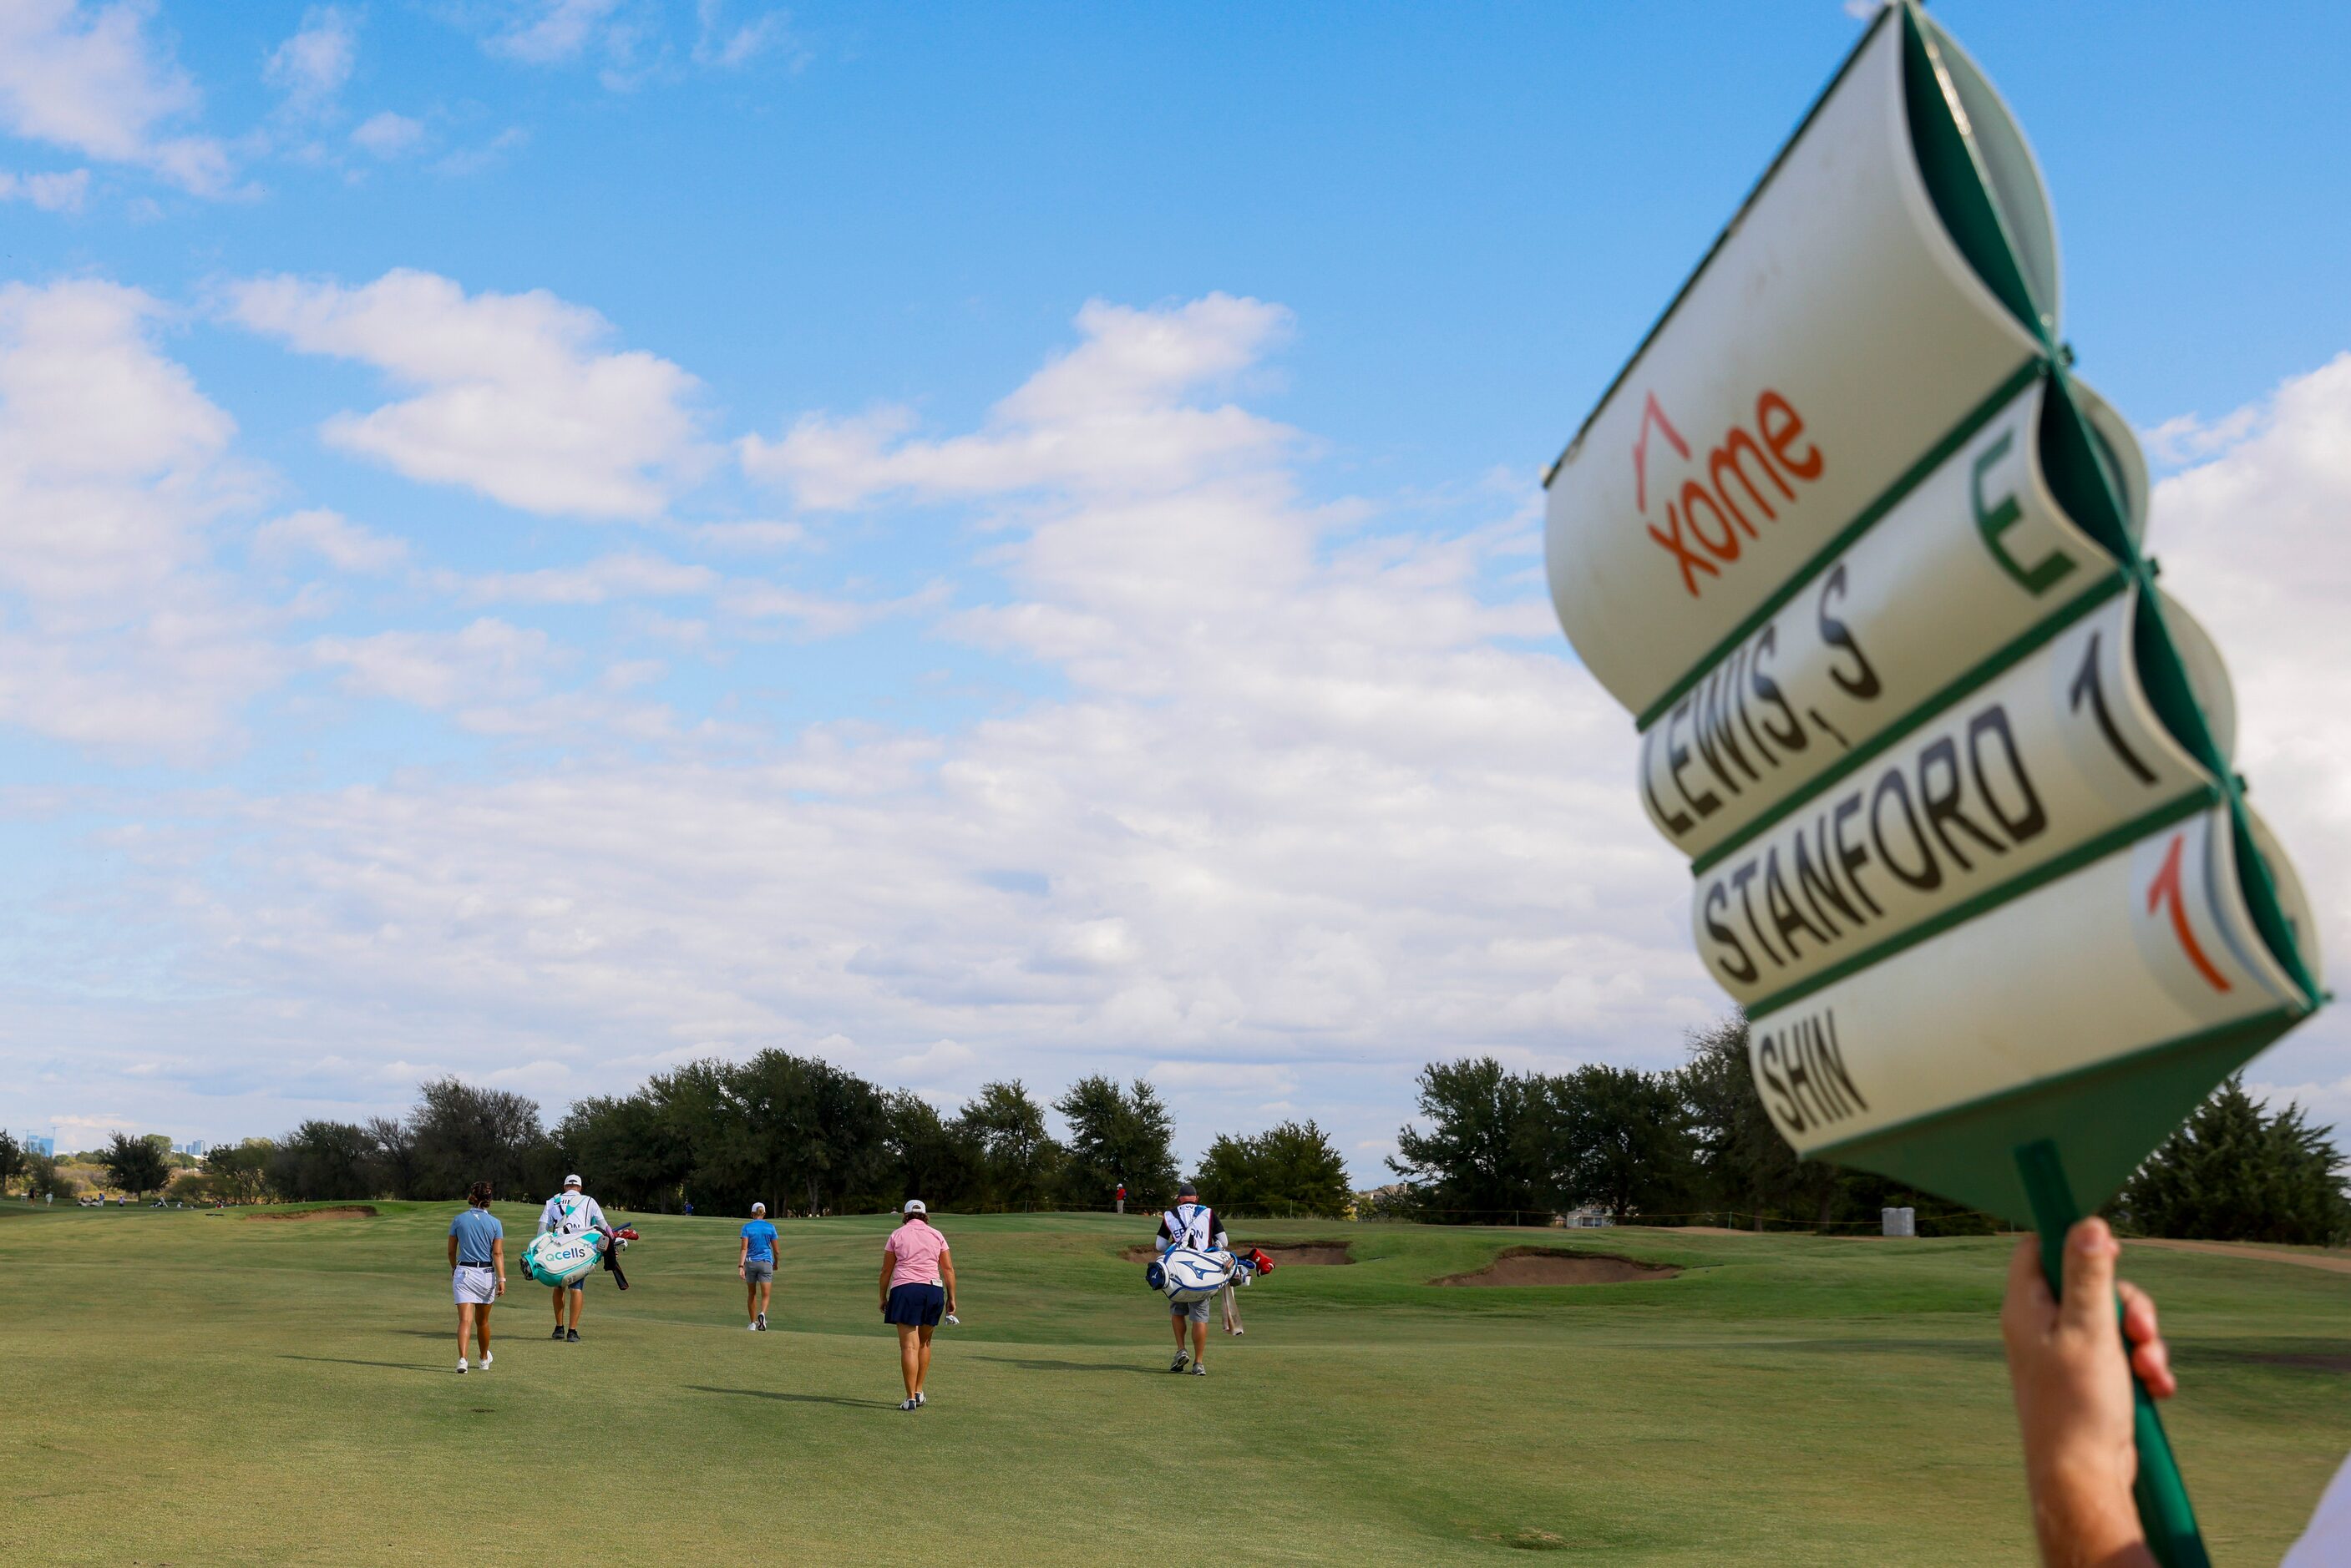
2186,1343,2351,1375
280,1354,449,1375
691,1385,899,1409
973,1356,1158,1376
1769,1338,2005,1361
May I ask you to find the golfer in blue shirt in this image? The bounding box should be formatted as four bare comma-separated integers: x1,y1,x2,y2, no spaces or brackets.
447,1182,505,1374
739,1202,779,1331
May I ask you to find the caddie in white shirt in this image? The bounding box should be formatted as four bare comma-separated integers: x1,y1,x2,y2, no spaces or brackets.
1157,1181,1229,1377
540,1174,607,1343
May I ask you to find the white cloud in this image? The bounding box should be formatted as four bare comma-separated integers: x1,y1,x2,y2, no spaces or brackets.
448,550,717,606
692,0,791,68
2246,1071,2351,1132
265,7,357,116
684,518,809,552
35,294,1696,1169
307,617,686,743
48,1112,143,1148
716,577,950,640
0,0,235,195
432,124,527,177
251,508,408,574
350,110,423,159
0,278,277,756
891,1039,977,1085
1151,1061,1297,1095
226,268,705,519
0,167,90,210
2141,406,2262,469
739,294,1296,508
2142,351,2351,1095
477,0,792,81
312,618,554,710
484,0,633,65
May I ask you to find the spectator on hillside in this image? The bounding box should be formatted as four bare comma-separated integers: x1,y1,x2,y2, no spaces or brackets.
1158,1181,1227,1376
878,1200,956,1412
539,1174,607,1343
739,1201,779,1332
447,1181,504,1374
2003,1216,2348,1564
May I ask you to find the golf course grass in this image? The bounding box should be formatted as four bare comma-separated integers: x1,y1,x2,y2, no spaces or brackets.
2,1203,2344,1564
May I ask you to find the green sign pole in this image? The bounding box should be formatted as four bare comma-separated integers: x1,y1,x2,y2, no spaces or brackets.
2014,1140,2211,1568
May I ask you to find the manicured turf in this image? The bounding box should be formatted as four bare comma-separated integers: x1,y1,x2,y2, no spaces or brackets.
2,1202,2345,1564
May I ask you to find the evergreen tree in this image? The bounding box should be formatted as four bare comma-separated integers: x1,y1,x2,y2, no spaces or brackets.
0,1130,20,1196
2117,1076,2351,1246
1196,1120,1350,1217
555,1093,692,1211
1387,1058,1548,1223
1550,1063,1691,1222
101,1130,171,1199
408,1078,555,1201
1053,1075,1178,1209
955,1080,1062,1210
366,1117,422,1201
266,1121,376,1201
1679,1015,1842,1226
202,1140,276,1205
23,1151,69,1201
883,1090,985,1209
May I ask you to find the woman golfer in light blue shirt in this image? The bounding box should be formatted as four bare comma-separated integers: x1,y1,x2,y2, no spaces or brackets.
448,1182,505,1373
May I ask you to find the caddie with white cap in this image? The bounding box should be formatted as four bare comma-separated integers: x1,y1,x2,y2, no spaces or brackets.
538,1174,607,1343
1158,1180,1227,1376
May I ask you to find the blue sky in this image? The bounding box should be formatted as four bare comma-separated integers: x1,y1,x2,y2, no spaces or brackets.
4,0,2349,1181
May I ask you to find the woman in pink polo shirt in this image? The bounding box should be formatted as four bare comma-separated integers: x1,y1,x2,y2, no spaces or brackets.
879,1199,958,1412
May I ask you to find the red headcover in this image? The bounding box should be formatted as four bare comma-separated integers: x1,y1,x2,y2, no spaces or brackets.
1249,1247,1275,1274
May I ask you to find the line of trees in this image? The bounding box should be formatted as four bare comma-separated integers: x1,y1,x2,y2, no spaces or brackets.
20,1017,2343,1243
0,1130,185,1204
170,1055,1355,1218
1381,1018,1904,1227
1382,1019,2351,1243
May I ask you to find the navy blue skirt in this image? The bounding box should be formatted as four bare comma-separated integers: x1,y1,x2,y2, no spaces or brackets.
884,1282,945,1326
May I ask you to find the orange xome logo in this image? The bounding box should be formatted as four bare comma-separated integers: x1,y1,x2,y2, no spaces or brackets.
1634,387,1825,598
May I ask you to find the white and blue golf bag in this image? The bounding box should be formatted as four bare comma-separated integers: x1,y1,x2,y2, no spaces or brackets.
1146,1246,1237,1304
1143,1201,1269,1305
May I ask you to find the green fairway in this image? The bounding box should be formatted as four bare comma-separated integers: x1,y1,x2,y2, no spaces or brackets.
1,1203,2344,1565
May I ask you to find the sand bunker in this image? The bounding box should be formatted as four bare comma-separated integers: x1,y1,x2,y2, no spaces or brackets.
1253,1243,1353,1266
245,1205,377,1222
1119,1241,1355,1266
1436,1247,1679,1287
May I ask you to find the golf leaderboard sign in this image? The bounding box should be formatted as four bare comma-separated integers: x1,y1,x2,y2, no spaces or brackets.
1540,6,2323,1563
